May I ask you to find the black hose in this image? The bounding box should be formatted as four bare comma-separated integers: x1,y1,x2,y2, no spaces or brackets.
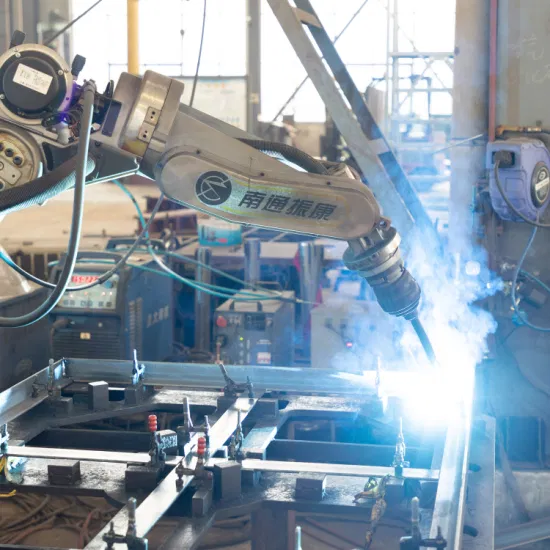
0,191,165,293
0,81,96,328
238,139,329,175
410,317,438,365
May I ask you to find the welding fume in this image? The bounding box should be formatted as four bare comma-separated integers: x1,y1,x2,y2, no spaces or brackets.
0,32,440,367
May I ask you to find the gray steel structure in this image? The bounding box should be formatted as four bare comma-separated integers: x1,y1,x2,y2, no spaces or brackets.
0,357,493,550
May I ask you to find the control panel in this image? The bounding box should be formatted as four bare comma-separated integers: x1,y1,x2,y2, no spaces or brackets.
58,273,119,311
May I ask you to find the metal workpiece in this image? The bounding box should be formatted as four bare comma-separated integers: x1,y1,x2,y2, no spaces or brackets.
495,517,550,550
86,397,258,549
244,238,262,287
0,361,64,427
429,399,473,550
7,445,152,464
267,0,419,238
240,459,439,481
61,358,388,395
194,247,212,353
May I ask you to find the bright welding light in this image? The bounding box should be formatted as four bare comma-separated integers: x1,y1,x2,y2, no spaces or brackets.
465,260,481,277
397,366,474,429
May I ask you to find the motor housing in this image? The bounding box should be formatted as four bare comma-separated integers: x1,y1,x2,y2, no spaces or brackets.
0,42,74,125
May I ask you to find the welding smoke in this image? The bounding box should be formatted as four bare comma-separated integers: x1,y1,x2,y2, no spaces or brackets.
403,227,500,372
327,225,500,388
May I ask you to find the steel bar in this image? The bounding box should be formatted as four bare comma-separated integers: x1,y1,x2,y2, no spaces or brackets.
463,416,495,550
429,400,472,549
267,439,433,468
7,446,151,465
495,517,550,550
292,0,437,239
63,358,426,397
241,459,439,480
266,0,415,236
86,397,257,549
264,0,370,130
0,362,63,427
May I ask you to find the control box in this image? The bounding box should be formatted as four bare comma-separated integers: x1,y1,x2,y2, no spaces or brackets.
49,250,173,361
214,290,295,366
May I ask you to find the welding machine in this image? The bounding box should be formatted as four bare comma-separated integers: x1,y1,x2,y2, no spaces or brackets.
213,290,295,366
49,249,173,361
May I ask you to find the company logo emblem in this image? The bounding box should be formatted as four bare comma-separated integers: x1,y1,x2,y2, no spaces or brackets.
195,171,233,206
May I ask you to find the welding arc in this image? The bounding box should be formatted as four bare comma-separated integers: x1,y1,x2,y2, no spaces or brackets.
410,318,437,365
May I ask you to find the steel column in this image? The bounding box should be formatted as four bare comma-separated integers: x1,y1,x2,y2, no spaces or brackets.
127,0,139,74
449,0,490,256
429,402,472,549
246,0,262,135
194,247,212,352
244,238,262,287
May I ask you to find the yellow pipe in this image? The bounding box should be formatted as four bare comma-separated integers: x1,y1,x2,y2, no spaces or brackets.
127,0,139,74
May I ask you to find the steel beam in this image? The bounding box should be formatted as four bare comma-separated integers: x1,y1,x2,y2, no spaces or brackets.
293,0,436,239
0,362,64,427
241,458,438,480
8,445,150,464
63,358,426,397
267,439,433,468
429,401,472,549
266,0,415,236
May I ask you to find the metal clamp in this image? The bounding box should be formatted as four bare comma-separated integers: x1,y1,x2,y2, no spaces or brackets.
103,498,148,550
218,362,254,399
393,418,410,478
400,497,447,549
228,409,244,461
131,349,145,385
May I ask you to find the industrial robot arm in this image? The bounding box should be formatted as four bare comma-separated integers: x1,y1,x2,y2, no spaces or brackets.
0,36,433,360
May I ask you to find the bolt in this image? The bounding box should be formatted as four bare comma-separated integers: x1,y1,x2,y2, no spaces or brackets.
175,459,185,489
14,52,20,58
127,497,137,537
0,94,4,100
57,69,63,76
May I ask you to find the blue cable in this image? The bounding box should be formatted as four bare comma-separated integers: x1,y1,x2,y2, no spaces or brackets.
114,180,302,303
511,225,550,331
